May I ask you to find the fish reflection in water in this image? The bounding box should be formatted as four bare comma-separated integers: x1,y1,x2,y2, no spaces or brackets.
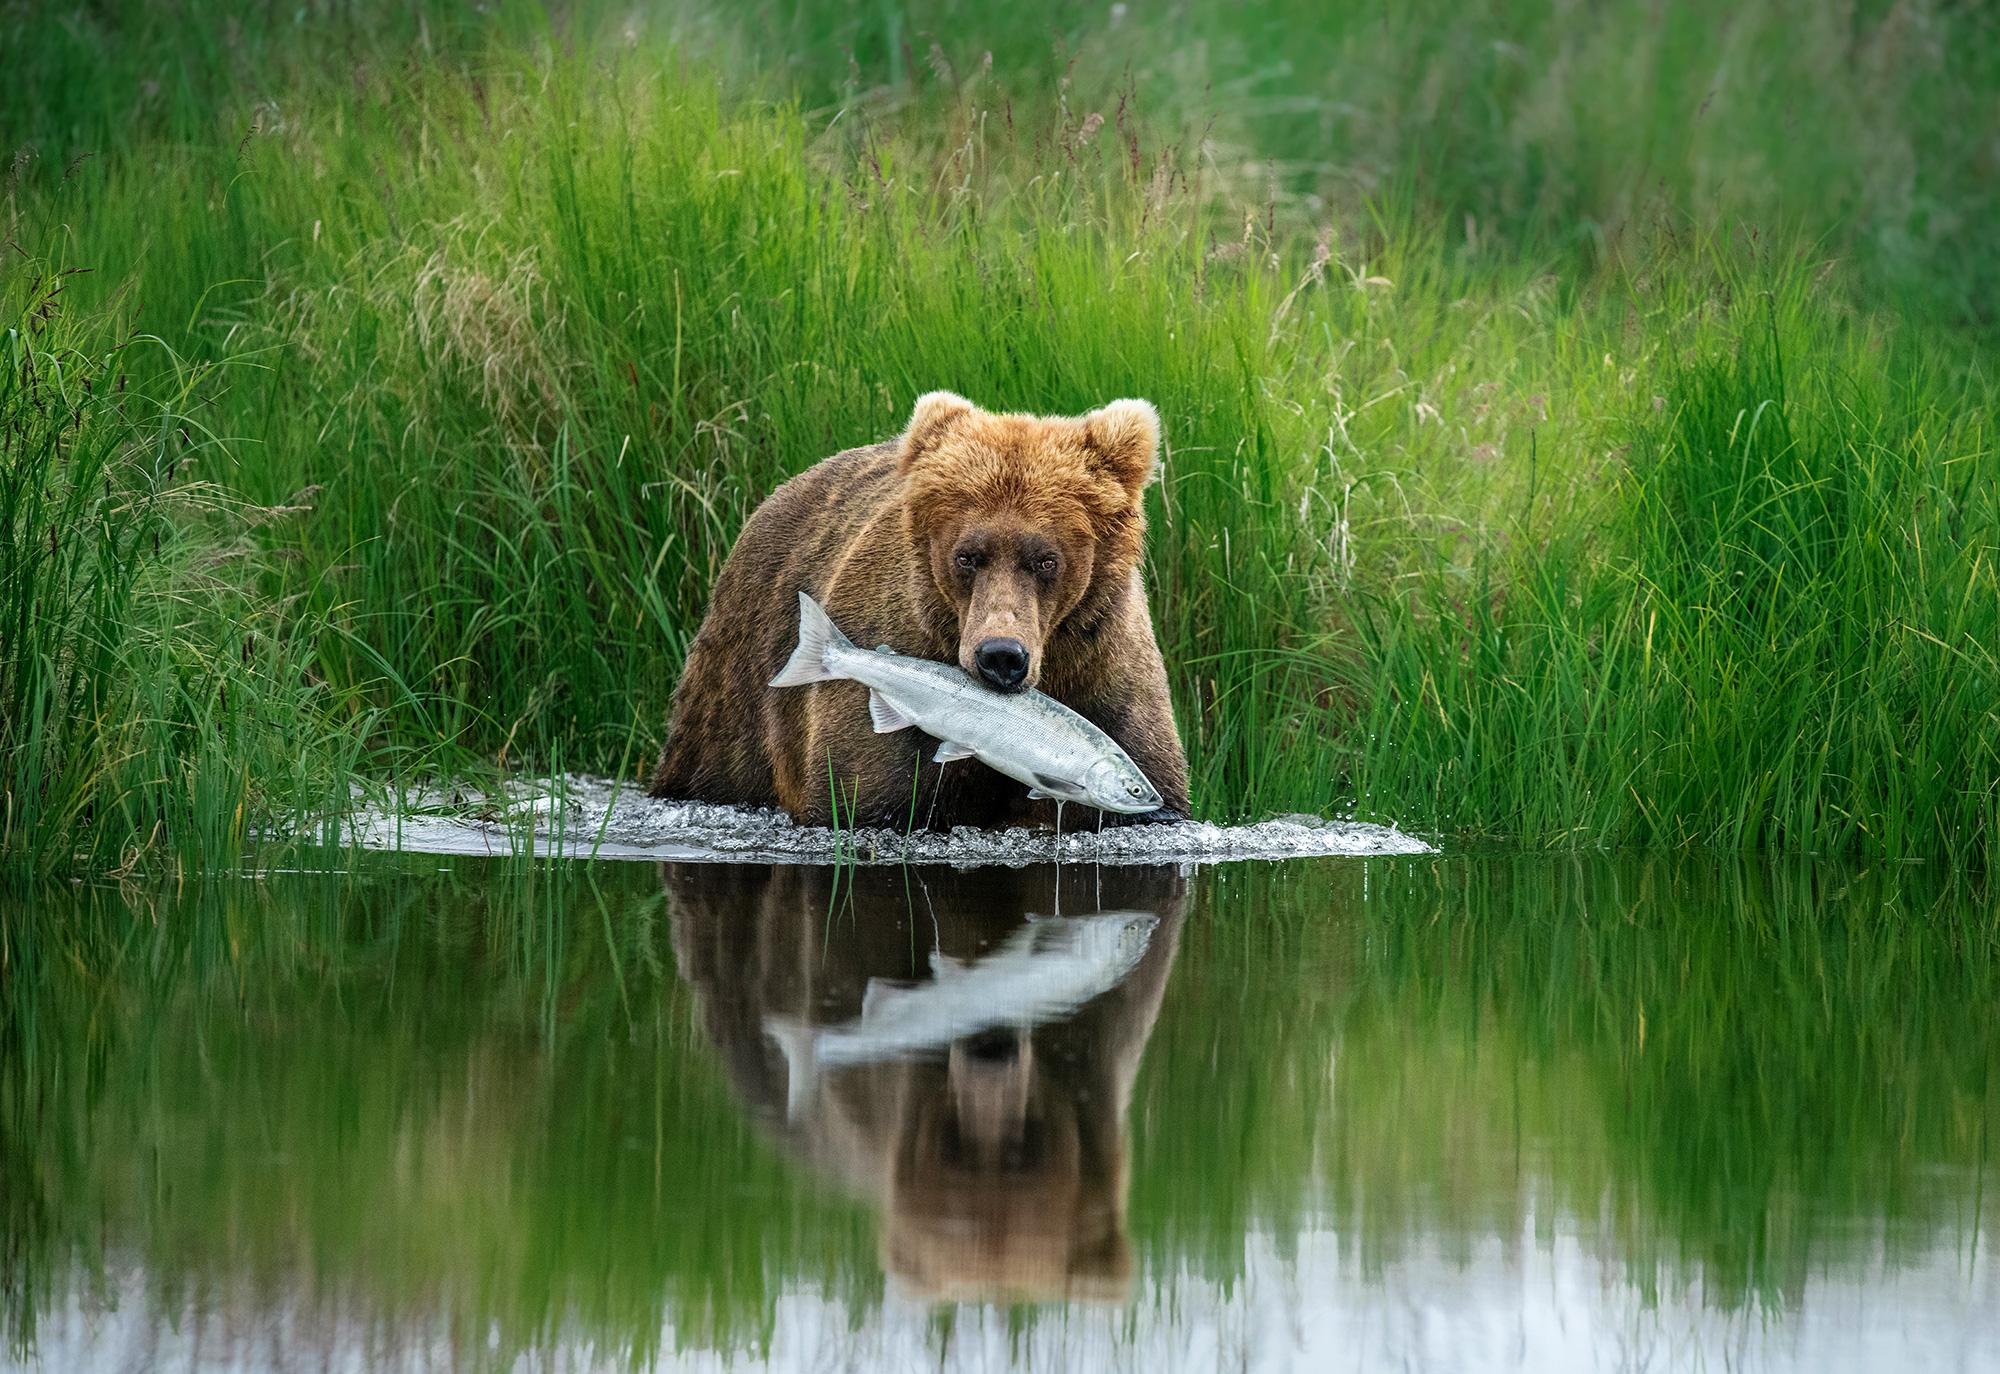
663,862,1185,1305
763,910,1160,1119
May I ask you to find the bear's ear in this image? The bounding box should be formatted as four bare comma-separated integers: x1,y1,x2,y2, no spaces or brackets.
1082,398,1161,497
897,390,976,470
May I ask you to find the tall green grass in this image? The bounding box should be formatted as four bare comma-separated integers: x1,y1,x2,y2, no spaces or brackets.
14,1,1998,329
3,2,1997,872
1342,264,2000,859
0,254,364,876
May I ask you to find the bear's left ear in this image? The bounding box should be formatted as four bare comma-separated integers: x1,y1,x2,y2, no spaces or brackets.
1082,398,1161,497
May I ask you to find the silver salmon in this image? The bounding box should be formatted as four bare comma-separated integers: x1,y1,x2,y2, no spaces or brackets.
763,911,1158,1118
768,591,1163,814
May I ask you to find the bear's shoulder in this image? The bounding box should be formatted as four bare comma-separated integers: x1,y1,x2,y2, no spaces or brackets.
747,442,897,528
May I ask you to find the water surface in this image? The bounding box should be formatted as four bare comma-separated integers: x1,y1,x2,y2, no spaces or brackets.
3,855,1994,1371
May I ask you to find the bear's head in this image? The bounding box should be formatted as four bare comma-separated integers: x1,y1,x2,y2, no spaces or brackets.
880,1025,1134,1302
897,391,1160,692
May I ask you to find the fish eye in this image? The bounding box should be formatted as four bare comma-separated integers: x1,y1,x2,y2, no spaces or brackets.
1127,782,1144,796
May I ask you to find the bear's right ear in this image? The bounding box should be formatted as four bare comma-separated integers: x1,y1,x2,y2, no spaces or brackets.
897,390,976,470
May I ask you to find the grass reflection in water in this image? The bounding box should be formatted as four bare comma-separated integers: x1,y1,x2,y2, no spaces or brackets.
2,855,1993,1368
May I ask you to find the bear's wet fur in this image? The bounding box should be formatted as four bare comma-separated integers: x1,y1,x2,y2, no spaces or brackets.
650,392,1189,829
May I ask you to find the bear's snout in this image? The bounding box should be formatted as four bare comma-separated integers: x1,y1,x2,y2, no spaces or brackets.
974,638,1031,692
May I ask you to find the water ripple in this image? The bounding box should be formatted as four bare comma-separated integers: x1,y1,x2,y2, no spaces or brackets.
345,775,1434,866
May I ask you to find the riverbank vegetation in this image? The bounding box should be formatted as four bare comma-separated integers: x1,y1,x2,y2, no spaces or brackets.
5,0,1996,875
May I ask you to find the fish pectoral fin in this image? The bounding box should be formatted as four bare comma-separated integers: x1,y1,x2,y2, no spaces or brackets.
933,740,976,764
867,690,916,734
1025,772,1079,803
861,977,920,1020
929,950,970,980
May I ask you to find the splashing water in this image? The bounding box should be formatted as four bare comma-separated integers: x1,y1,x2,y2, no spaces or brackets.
343,775,1433,866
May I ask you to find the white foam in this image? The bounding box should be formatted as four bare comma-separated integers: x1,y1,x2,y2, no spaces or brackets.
341,775,1434,867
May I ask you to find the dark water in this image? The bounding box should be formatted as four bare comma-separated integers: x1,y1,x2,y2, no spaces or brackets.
2,856,1995,1372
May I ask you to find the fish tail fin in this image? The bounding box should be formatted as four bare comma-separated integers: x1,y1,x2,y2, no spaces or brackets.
769,592,856,688
763,1014,820,1121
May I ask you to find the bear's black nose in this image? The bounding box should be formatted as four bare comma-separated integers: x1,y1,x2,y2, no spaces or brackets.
974,637,1030,692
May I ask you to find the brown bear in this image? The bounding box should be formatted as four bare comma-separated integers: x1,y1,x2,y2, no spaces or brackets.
649,391,1189,828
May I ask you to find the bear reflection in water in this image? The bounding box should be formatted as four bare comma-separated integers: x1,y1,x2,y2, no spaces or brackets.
664,861,1186,1303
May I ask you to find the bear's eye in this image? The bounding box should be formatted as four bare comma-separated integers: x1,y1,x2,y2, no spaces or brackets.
1033,553,1059,577
953,551,979,572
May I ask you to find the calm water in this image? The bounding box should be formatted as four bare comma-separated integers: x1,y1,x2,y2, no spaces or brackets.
2,856,1995,1372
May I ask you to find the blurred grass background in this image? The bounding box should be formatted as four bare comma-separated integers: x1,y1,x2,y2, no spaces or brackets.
3,0,1997,875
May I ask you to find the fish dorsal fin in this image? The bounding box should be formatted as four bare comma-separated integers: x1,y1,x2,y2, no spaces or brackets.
934,740,976,764
929,950,970,980
875,643,895,654
989,922,1049,960
868,690,915,734
862,977,920,1020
